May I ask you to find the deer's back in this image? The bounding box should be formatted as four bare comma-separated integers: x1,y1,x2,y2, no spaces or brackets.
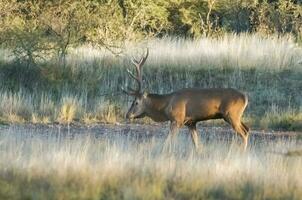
167,88,247,121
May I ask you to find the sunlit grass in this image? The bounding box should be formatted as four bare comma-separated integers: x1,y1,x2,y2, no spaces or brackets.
71,33,301,70
0,126,301,199
259,106,302,131
57,97,78,125
31,113,51,124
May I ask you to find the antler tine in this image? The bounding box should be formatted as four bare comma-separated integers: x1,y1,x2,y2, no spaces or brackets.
130,57,142,86
127,68,140,82
125,48,149,94
131,57,140,65
138,48,149,66
131,48,149,68
135,48,149,90
130,58,142,79
128,60,142,92
121,86,138,96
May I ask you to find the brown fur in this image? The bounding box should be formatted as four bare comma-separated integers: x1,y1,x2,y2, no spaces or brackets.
126,88,249,151
123,49,249,152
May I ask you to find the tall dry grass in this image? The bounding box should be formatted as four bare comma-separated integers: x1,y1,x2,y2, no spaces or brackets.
0,126,301,199
71,33,301,70
0,33,301,129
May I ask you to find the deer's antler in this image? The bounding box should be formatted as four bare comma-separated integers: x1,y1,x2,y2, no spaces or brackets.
123,48,149,95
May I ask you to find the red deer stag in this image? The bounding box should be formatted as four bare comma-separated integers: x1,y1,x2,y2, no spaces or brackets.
122,49,249,152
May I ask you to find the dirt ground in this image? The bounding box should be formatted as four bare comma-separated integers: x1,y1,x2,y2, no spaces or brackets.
1,122,301,142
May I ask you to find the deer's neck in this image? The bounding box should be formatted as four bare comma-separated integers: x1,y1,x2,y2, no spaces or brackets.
145,93,171,122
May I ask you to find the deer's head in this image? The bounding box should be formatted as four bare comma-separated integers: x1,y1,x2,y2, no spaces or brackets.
122,49,149,119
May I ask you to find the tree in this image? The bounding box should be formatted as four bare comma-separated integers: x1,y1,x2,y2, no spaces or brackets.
0,1,55,66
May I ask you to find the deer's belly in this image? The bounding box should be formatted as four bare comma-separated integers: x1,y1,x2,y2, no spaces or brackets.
186,104,222,121
185,113,223,123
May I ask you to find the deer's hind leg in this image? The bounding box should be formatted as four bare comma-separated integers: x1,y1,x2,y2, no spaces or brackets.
241,122,250,133
187,123,202,154
224,113,249,151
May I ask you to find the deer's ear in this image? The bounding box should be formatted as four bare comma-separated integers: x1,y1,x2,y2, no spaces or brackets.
143,91,148,99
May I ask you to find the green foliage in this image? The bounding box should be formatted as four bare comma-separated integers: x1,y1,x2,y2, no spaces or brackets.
216,0,256,32
1,0,301,59
177,0,208,37
0,1,55,65
40,1,99,61
256,0,302,36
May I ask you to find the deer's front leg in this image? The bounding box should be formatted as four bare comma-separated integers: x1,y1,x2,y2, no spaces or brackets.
162,121,179,154
188,124,202,156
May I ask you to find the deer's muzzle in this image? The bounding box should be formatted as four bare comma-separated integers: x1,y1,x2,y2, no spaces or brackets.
126,112,134,119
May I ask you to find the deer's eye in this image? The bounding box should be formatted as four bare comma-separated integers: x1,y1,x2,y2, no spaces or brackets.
135,102,138,105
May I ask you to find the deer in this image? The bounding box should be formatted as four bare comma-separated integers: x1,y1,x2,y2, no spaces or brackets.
122,49,250,153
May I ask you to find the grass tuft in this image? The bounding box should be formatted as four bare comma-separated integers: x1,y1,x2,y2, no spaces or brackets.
57,98,78,125
259,106,302,131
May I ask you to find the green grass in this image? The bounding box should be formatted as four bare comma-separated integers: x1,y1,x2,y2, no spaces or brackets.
0,33,301,130
0,127,301,200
